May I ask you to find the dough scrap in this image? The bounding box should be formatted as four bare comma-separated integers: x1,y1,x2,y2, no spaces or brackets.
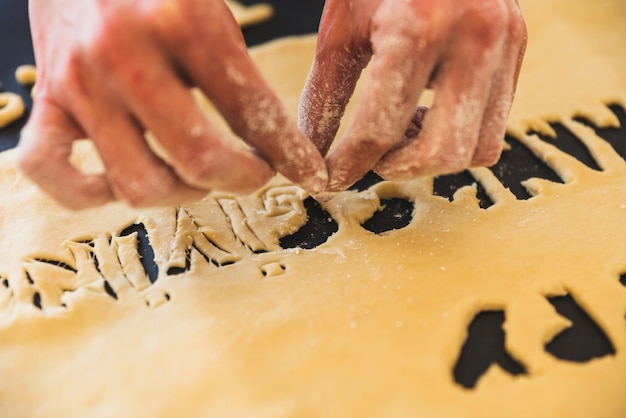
226,0,274,27
1,0,626,417
0,92,25,128
14,64,36,86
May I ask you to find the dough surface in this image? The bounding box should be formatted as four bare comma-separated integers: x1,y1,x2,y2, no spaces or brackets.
1,0,626,417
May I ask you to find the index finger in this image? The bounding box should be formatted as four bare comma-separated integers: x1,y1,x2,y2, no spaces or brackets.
164,8,327,194
324,5,447,191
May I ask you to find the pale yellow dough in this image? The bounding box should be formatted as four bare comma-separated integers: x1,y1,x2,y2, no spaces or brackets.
1,0,626,417
226,0,274,27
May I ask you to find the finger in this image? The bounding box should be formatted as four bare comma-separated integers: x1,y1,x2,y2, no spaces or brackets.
87,107,209,207
16,99,114,210
376,2,509,180
471,0,527,166
104,48,276,196
298,2,372,155
161,6,328,194
324,5,446,191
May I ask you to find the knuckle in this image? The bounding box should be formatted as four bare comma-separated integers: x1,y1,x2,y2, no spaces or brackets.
140,1,192,42
374,1,453,48
86,10,119,51
85,14,151,76
62,53,85,83
44,52,87,98
87,24,127,71
508,12,528,48
60,52,89,95
464,2,509,46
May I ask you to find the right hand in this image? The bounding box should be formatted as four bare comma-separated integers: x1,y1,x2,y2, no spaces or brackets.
299,0,527,192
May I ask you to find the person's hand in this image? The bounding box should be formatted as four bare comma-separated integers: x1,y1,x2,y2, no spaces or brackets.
18,0,327,209
299,0,527,191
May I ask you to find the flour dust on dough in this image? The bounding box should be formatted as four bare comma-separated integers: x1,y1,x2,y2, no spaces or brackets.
1,0,626,417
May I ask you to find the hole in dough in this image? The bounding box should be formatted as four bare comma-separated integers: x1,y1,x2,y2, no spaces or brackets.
103,280,118,300
120,223,158,284
491,136,563,199
545,294,615,362
279,197,338,250
32,258,77,273
574,104,626,161
434,171,493,209
32,292,42,310
361,198,414,234
349,171,384,192
453,310,527,389
529,123,602,172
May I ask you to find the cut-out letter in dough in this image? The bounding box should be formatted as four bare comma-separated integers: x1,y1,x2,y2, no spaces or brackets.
0,0,625,417
14,64,36,86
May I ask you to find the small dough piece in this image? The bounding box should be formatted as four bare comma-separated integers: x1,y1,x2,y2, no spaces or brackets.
15,64,37,99
226,0,274,27
14,64,36,86
0,92,25,128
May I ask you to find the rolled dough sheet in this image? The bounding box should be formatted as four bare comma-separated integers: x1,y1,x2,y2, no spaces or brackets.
0,0,626,417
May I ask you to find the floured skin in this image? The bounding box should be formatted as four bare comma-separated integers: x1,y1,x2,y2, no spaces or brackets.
0,0,273,129
0,0,626,416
